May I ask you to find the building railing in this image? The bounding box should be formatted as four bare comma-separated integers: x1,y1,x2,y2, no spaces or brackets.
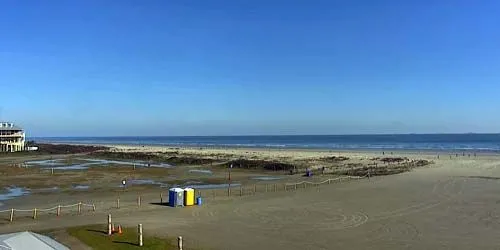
0,141,24,144
0,133,25,137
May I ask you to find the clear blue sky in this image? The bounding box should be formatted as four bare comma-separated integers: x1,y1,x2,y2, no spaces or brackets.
1,0,499,136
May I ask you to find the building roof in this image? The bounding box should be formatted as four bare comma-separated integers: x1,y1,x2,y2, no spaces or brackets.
0,231,69,250
0,122,23,131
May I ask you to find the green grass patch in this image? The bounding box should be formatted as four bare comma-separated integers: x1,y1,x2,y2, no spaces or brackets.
67,224,178,250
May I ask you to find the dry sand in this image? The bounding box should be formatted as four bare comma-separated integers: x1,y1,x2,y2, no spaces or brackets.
1,146,500,249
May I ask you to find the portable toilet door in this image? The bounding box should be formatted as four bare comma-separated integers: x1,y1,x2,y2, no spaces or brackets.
169,188,184,207
168,188,176,207
175,188,184,207
184,188,195,206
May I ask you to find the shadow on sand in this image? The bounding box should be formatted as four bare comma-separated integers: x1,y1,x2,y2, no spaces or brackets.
149,202,171,207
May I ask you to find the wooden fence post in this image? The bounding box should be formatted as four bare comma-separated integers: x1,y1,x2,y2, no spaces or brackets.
117,198,120,209
51,168,54,175
108,214,112,236
227,187,231,196
9,209,14,222
137,195,141,207
33,208,37,219
138,224,143,246
178,236,183,250
78,202,82,214
57,205,61,216
160,192,163,204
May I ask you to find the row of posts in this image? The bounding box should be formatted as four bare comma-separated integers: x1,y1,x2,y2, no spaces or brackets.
8,176,366,222
8,202,95,222
119,178,362,208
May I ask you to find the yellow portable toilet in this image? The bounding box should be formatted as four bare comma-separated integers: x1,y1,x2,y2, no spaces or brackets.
184,188,195,206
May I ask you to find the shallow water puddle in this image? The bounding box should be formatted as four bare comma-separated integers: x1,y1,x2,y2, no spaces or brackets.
73,185,90,190
0,187,30,201
251,176,283,181
25,159,65,166
189,169,213,174
27,158,173,171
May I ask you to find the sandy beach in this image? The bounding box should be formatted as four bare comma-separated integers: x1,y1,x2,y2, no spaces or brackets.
1,144,500,249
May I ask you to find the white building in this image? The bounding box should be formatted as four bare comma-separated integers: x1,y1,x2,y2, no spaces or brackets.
0,122,25,152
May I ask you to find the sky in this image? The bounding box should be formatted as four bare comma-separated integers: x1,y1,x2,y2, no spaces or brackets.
1,0,499,136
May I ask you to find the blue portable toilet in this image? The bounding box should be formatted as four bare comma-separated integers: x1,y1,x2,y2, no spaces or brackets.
196,196,202,206
168,188,184,207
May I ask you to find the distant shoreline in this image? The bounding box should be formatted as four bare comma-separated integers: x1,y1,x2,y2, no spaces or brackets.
34,141,500,156
30,134,500,154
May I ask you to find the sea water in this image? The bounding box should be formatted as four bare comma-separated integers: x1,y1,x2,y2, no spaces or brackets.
33,134,500,152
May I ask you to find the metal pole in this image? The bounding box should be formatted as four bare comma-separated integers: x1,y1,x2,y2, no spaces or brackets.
10,209,14,222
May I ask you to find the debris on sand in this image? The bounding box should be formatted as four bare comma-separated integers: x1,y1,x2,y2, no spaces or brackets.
227,159,295,171
371,157,409,163
320,156,350,162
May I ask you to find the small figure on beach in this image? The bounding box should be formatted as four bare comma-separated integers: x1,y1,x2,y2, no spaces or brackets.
382,151,385,155
437,155,440,159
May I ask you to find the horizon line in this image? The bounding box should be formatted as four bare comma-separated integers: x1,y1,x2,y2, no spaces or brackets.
30,133,500,138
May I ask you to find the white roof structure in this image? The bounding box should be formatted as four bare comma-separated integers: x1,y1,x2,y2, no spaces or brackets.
0,232,69,250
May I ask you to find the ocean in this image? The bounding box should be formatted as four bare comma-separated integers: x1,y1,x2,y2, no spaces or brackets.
32,134,500,152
